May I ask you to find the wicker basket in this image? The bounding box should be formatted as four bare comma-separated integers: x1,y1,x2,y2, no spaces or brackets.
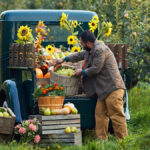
38,96,64,110
0,107,16,135
50,66,80,96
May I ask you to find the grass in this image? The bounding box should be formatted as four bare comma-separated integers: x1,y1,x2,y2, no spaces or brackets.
0,82,150,150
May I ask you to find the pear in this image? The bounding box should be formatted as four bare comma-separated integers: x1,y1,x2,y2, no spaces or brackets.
51,109,56,115
53,53,60,59
0,112,3,117
3,112,10,117
52,54,56,59
64,51,70,56
44,108,51,116
64,126,71,133
71,127,78,133
67,69,74,76
59,52,65,58
72,107,78,114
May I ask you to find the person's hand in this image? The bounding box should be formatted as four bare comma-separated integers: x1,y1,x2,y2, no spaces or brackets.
73,69,82,76
44,60,54,67
54,58,64,66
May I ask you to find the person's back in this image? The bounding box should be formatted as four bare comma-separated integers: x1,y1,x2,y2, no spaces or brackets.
86,40,125,100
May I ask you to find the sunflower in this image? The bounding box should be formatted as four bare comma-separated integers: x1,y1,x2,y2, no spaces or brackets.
60,12,68,28
46,45,54,53
17,25,32,41
71,46,81,52
88,20,98,30
89,28,95,33
107,22,112,28
73,20,78,28
104,28,112,36
67,35,75,45
92,15,99,23
73,35,78,45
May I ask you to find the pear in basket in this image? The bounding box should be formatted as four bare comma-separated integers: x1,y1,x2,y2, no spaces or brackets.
64,51,70,56
59,52,65,58
53,53,60,59
0,112,3,117
3,112,10,117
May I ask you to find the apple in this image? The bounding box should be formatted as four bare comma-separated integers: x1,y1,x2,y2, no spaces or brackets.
71,107,78,114
71,126,78,133
44,108,51,116
0,112,3,117
3,112,10,117
64,126,71,133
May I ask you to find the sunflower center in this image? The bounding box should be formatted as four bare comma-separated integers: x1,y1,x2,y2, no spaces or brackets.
74,49,78,52
70,38,73,41
92,23,95,26
21,29,28,36
48,48,52,51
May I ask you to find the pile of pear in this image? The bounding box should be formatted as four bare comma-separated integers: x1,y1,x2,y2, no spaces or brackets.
50,51,70,59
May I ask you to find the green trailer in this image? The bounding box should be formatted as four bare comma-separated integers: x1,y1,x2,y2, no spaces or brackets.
0,10,130,128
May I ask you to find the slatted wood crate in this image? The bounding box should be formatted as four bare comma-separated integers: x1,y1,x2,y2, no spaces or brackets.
9,43,35,68
107,44,128,71
29,114,82,146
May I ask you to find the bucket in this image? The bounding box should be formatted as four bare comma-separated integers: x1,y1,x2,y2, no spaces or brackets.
38,96,65,110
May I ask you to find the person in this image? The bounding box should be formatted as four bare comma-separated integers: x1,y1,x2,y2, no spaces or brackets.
54,30,128,140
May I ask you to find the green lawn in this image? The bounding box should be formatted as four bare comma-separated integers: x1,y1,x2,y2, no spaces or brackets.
0,82,150,150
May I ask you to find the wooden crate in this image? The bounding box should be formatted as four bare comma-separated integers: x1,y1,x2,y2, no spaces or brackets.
40,131,82,146
29,114,82,146
0,108,16,134
9,43,35,68
107,44,128,70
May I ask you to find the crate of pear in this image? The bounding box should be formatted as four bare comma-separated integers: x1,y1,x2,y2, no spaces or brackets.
0,107,16,134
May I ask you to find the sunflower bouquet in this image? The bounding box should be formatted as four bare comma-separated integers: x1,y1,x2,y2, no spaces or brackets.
59,12,82,53
59,12,113,47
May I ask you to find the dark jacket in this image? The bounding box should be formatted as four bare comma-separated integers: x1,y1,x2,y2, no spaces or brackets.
68,40,125,100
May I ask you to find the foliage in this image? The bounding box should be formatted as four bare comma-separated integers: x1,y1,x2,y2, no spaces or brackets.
34,21,51,67
33,83,65,98
14,118,40,144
